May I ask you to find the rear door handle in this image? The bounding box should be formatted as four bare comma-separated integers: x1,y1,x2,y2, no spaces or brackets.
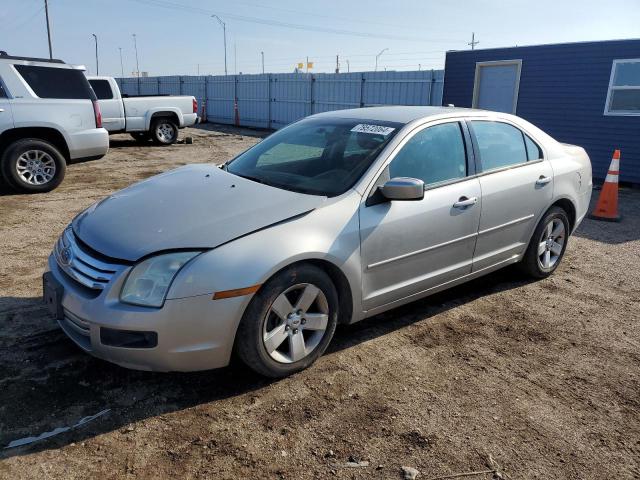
536,175,552,186
453,196,478,208
0,109,4,112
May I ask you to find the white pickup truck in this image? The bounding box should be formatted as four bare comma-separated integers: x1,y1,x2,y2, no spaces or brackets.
87,76,199,145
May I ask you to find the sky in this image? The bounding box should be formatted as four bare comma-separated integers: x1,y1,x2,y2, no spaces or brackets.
1,0,639,77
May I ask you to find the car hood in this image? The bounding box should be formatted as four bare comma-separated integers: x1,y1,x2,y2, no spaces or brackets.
72,164,326,261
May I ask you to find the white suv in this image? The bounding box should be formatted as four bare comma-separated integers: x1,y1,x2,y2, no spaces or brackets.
0,52,109,193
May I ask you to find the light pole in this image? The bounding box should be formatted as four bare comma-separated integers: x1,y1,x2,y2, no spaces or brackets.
118,47,124,77
132,33,140,77
92,34,99,75
261,51,264,74
44,0,53,59
375,48,388,72
211,14,227,76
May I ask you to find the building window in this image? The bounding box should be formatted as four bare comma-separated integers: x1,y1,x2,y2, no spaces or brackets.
604,59,640,116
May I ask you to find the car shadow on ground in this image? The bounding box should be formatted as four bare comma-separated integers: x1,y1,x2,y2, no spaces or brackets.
0,267,531,459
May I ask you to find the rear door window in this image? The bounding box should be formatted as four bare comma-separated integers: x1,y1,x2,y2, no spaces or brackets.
14,65,95,100
470,121,528,171
0,80,7,98
89,79,114,100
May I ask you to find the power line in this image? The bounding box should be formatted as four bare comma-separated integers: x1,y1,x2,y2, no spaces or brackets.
128,0,461,43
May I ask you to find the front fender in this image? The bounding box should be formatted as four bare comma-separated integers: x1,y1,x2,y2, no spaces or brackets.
167,192,364,322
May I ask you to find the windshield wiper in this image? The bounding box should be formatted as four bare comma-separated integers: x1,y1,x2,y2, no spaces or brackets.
231,172,270,186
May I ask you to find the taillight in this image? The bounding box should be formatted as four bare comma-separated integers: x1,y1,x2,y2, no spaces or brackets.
192,98,198,114
92,100,103,128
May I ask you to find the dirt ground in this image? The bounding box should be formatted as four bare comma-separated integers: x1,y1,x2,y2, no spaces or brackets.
0,125,639,479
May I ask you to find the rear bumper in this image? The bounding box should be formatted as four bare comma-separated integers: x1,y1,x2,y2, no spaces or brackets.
68,128,109,160
182,113,199,128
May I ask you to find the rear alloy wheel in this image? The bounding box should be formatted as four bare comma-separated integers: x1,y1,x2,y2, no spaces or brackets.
235,264,338,378
151,118,178,145
1,138,66,193
518,206,570,278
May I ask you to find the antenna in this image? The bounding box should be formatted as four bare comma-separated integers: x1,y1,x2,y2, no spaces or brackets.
468,32,479,50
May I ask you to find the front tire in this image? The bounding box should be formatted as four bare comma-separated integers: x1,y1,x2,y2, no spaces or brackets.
150,118,178,145
518,206,570,279
235,264,339,378
0,138,66,193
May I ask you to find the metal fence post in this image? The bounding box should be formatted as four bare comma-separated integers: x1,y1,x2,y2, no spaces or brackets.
359,73,365,107
268,74,272,130
310,74,315,116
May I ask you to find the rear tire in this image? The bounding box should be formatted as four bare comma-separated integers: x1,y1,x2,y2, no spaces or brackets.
518,206,570,279
0,138,66,193
235,264,339,378
150,118,178,145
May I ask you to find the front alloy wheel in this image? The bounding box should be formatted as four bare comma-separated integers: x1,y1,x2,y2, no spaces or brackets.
263,283,329,364
235,264,339,378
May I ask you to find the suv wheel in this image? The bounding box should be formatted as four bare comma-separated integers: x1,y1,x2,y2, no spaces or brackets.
235,264,339,378
151,118,178,145
1,138,66,193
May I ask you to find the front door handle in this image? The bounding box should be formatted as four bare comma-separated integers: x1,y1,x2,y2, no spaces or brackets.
0,109,4,112
453,196,478,208
536,175,552,186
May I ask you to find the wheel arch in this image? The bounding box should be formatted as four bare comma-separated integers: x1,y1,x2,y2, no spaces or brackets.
255,258,355,326
0,127,70,160
147,110,181,130
549,196,577,232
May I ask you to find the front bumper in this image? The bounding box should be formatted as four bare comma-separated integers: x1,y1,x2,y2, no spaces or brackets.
46,254,247,372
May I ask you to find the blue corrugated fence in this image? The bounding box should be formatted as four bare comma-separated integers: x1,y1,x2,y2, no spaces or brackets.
116,70,443,129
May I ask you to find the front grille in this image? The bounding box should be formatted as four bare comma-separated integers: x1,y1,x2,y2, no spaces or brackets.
54,228,120,290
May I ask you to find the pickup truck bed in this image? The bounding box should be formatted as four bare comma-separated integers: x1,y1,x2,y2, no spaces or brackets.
88,76,199,145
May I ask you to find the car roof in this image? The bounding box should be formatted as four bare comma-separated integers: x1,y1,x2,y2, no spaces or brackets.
309,105,482,124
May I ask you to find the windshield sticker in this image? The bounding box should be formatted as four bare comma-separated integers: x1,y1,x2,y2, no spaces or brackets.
351,124,395,136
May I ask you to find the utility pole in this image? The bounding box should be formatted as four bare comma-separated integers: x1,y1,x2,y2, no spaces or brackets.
44,0,53,59
468,32,479,50
335,55,339,74
347,60,350,73
261,51,264,74
375,48,388,72
306,56,309,73
118,47,124,77
132,34,140,76
234,43,237,74
211,15,227,75
92,34,99,75
197,64,200,75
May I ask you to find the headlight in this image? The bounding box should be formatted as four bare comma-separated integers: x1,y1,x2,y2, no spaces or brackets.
120,251,201,307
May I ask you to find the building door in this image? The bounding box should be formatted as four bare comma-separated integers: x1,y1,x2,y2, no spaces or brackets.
472,60,522,114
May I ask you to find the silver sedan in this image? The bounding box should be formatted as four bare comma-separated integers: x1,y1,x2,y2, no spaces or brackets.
44,107,592,377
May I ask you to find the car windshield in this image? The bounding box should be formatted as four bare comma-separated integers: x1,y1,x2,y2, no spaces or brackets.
226,117,402,196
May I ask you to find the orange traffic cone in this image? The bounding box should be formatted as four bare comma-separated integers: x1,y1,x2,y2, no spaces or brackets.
589,149,621,222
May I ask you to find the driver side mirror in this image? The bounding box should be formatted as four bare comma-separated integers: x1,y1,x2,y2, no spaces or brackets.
379,177,425,201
